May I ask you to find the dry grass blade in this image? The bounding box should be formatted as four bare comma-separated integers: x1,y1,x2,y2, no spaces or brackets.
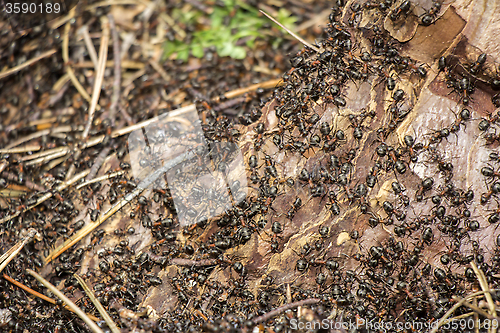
0,49,57,80
452,296,496,320
0,145,41,153
62,9,99,110
107,13,121,125
73,60,145,69
84,146,113,182
429,290,498,333
0,229,37,274
74,274,120,333
3,125,81,150
79,25,99,70
66,17,110,181
470,261,498,333
148,58,171,82
45,149,196,262
259,10,319,52
19,146,69,162
77,170,125,190
26,269,104,333
82,16,110,140
3,274,99,322
25,149,69,166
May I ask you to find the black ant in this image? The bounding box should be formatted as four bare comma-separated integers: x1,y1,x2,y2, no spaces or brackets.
390,0,412,21
286,196,303,220
326,189,341,216
420,0,442,26
470,53,487,75
481,165,500,182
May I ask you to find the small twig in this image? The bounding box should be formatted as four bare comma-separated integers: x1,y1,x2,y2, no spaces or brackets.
1,172,46,192
82,16,110,140
79,25,99,70
49,76,70,105
213,97,246,113
0,145,41,153
470,261,498,333
453,296,497,320
25,149,69,166
251,298,321,324
19,146,69,162
72,60,144,69
214,78,283,102
62,11,99,111
67,17,109,181
119,105,134,126
3,274,99,322
0,229,37,274
0,49,57,80
259,10,319,52
27,269,104,333
110,300,147,320
74,274,120,333
78,170,124,190
148,59,171,82
4,125,82,150
170,258,218,266
429,290,498,333
85,146,112,182
107,14,121,126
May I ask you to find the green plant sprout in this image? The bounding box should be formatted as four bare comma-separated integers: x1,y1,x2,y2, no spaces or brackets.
162,0,297,61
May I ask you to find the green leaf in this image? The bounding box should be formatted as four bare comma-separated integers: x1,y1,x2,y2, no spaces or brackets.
277,8,297,28
230,46,246,59
191,44,205,58
245,36,257,48
218,41,234,57
162,40,187,61
163,0,291,61
232,29,261,40
211,7,227,28
177,48,190,62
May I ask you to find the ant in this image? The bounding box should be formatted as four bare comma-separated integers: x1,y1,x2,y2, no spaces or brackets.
322,129,346,152
326,189,341,216
420,0,442,26
286,196,303,220
470,53,487,75
347,110,375,141
348,2,363,26
390,0,412,21
481,165,500,182
484,132,500,145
